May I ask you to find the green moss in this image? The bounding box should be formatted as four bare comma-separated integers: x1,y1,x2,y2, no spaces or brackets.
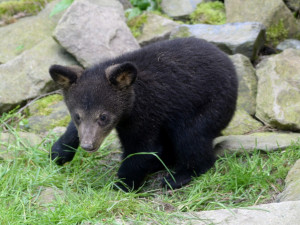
127,13,148,38
49,115,71,129
266,20,288,47
31,94,63,116
189,2,226,25
0,0,52,19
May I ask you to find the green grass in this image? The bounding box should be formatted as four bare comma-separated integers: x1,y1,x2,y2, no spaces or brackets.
1,111,300,224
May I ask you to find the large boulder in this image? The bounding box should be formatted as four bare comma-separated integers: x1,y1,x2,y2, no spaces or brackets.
222,109,263,136
0,37,77,114
179,201,300,225
86,0,124,14
170,22,266,60
214,132,300,156
225,0,300,37
53,0,139,68
222,54,262,135
277,159,300,202
229,54,257,115
256,49,300,131
137,13,178,46
277,39,300,51
214,132,300,155
0,0,62,64
161,0,202,19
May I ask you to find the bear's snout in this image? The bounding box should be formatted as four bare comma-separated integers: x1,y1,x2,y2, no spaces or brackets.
80,141,96,152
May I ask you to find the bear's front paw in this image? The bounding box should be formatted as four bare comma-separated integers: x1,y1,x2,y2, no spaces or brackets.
49,151,67,166
50,141,76,166
162,171,192,189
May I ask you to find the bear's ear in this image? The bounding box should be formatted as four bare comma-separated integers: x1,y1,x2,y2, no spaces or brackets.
105,62,137,89
49,65,84,89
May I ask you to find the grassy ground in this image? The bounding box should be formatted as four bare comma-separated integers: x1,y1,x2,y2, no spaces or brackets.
1,111,300,224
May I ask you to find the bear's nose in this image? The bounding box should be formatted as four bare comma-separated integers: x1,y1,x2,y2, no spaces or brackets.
80,142,95,151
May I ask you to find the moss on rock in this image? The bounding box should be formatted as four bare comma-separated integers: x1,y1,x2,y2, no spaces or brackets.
27,96,70,133
29,94,63,116
127,13,148,38
189,2,226,25
0,0,53,19
50,115,70,129
266,20,288,47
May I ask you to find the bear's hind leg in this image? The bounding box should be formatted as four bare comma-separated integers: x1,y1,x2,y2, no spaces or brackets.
162,122,216,189
115,142,166,191
50,121,79,165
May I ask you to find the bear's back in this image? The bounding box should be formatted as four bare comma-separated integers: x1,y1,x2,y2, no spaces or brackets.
113,38,235,91
109,38,237,129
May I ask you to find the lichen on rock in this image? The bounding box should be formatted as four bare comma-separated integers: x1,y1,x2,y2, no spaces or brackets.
256,49,300,131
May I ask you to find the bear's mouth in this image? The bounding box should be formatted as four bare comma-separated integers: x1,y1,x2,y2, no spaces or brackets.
80,144,100,153
84,148,99,153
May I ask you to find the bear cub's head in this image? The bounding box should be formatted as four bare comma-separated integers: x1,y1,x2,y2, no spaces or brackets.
49,62,137,152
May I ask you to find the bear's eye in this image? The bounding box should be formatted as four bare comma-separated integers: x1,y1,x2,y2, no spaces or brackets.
98,113,109,126
75,113,81,122
99,114,107,122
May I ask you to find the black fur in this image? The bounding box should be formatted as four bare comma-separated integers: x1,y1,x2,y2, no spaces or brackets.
50,38,238,191
51,121,79,165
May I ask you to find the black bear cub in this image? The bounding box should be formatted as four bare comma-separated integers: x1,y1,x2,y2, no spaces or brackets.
49,38,238,191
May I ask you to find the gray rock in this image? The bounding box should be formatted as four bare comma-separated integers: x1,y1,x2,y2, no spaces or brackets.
277,159,300,202
137,13,179,46
222,109,264,136
277,39,300,51
28,100,70,133
229,54,257,115
170,22,266,60
256,49,300,131
0,132,42,160
225,0,300,37
223,54,261,135
0,0,63,64
87,0,124,14
179,201,300,225
0,37,77,114
118,0,132,10
214,132,300,156
48,126,67,136
161,0,203,19
36,186,64,211
53,0,139,68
